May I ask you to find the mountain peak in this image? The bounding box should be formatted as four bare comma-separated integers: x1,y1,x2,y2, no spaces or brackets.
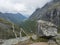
29,0,60,26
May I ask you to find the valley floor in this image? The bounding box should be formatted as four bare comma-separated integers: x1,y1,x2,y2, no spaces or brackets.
0,34,60,45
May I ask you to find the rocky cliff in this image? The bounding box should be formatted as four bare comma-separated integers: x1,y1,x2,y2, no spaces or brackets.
29,0,60,26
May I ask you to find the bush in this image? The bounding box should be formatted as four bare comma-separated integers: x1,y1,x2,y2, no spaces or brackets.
57,27,60,33
35,37,48,42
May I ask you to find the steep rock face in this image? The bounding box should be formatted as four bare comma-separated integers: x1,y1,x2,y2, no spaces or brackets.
37,20,57,36
29,0,60,26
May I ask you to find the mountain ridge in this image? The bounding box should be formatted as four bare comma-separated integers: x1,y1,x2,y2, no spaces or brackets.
29,0,60,26
0,12,27,25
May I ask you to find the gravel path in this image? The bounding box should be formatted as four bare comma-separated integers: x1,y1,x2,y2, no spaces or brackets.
2,36,30,45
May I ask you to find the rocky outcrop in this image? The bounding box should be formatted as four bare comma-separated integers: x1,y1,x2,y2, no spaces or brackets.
37,20,57,36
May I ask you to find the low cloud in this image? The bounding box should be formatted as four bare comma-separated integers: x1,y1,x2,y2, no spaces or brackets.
0,0,51,16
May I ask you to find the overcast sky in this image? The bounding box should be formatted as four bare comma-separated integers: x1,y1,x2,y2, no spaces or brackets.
0,0,51,17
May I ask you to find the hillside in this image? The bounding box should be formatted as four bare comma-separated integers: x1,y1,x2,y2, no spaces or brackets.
29,0,60,26
0,12,27,25
0,18,20,39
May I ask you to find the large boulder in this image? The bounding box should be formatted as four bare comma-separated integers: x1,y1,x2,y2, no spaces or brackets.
37,20,57,36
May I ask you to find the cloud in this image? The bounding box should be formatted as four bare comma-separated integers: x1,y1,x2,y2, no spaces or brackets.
14,3,27,12
0,0,51,16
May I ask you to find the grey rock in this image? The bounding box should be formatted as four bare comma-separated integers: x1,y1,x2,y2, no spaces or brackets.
29,0,60,26
37,20,57,36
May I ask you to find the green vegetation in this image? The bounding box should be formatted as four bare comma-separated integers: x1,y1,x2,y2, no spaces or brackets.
36,37,48,42
56,38,60,40
57,26,60,33
0,18,12,26
0,18,37,39
20,20,37,34
30,37,48,42
0,18,21,39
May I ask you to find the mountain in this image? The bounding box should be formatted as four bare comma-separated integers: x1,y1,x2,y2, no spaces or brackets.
0,18,20,39
0,12,27,25
29,0,60,26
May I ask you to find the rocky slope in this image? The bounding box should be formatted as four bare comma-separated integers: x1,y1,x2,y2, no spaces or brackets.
0,18,20,39
29,0,60,26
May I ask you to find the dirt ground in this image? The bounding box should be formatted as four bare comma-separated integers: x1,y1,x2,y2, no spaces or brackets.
15,40,48,45
29,42,48,45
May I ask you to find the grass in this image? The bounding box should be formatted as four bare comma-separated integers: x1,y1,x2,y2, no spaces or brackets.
29,36,48,42
0,18,12,26
0,18,22,39
57,27,60,33
14,40,34,45
56,38,60,40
